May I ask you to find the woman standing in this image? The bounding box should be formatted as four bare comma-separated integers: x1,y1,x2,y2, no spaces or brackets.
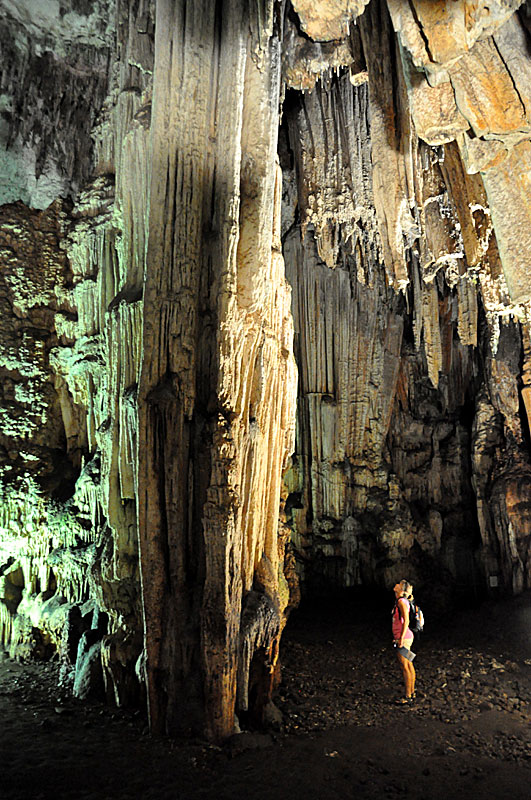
392,580,416,703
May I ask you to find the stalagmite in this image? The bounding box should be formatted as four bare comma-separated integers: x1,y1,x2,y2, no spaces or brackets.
137,0,296,739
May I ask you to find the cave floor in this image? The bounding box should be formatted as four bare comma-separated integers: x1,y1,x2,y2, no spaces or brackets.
1,592,530,800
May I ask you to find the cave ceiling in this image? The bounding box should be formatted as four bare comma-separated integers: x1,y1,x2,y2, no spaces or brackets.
0,0,530,741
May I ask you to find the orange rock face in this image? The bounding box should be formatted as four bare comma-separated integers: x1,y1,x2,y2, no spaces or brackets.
449,39,529,137
387,0,522,72
291,0,370,41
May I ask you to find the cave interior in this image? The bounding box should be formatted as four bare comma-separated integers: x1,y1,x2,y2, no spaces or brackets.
0,0,531,745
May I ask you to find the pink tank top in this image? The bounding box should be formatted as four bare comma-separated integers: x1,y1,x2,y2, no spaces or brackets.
392,599,412,640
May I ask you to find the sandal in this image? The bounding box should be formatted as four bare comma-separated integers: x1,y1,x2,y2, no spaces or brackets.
395,696,413,705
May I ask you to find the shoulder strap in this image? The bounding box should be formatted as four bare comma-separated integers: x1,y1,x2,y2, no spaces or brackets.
395,597,409,619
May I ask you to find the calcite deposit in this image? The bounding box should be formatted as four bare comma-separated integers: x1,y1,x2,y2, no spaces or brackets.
0,0,531,742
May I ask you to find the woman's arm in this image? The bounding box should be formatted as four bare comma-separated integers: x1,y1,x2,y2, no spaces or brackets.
397,598,410,647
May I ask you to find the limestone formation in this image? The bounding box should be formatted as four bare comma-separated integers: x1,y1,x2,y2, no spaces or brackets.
291,0,371,41
0,0,152,709
282,0,531,600
0,0,531,744
137,0,296,739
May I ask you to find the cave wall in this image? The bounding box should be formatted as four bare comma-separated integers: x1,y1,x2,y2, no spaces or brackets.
0,0,152,702
0,0,298,740
281,0,531,602
0,0,530,742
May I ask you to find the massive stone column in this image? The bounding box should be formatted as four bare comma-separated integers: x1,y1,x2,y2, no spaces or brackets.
0,0,297,740
137,0,296,739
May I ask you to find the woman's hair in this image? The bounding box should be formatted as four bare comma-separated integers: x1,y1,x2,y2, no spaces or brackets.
397,580,413,599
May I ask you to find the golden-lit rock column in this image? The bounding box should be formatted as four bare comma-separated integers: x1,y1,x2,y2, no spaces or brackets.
137,0,296,741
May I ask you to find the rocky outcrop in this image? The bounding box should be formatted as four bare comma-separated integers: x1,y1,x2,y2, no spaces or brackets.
383,1,531,305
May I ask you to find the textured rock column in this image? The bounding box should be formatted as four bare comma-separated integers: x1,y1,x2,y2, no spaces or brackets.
137,0,296,740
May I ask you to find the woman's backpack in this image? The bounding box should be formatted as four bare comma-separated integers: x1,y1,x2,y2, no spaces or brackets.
408,599,424,634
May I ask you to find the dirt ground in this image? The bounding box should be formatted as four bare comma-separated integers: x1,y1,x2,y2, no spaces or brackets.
0,590,530,800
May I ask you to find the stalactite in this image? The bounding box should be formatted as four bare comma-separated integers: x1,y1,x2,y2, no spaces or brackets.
457,276,478,348
282,0,531,599
421,280,443,389
290,0,370,41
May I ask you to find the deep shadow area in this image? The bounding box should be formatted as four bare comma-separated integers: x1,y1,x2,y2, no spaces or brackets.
0,591,529,800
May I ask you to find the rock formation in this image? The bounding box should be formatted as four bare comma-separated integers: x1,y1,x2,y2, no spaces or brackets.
0,0,530,741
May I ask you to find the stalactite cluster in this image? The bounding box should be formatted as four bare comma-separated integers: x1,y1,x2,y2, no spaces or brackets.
281,0,531,603
0,0,530,742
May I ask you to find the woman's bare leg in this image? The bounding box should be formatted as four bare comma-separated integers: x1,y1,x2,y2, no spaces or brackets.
404,638,416,697
407,660,416,697
397,652,415,698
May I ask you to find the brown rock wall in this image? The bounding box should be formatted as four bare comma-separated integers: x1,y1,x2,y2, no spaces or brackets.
381,1,531,309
